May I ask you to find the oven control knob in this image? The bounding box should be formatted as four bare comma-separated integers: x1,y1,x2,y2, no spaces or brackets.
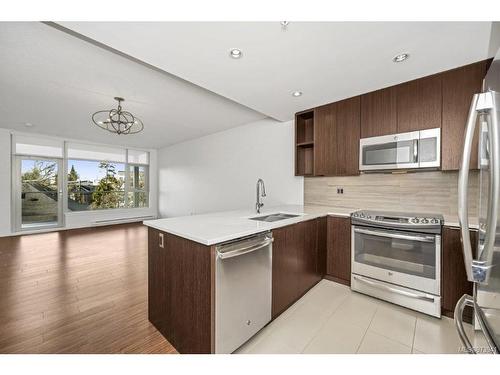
411,217,419,224
360,213,365,218
430,218,439,224
421,218,429,224
367,215,372,219
352,213,358,218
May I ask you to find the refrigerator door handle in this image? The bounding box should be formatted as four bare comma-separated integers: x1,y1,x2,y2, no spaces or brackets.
477,91,500,283
454,294,476,354
458,94,480,282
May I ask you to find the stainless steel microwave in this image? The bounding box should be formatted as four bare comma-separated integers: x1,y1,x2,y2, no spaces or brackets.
359,128,440,171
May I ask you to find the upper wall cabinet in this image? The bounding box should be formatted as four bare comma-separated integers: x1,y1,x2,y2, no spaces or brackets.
441,60,488,171
313,103,337,176
360,86,397,138
396,74,442,133
296,59,489,176
295,110,315,176
310,98,360,177
335,97,361,176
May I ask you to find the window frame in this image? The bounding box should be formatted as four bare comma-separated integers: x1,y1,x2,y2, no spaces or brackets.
126,163,149,208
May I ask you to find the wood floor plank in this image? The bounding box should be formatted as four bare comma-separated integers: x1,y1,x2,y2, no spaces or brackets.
0,223,177,354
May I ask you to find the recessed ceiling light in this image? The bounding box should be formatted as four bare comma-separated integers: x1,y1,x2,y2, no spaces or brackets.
24,122,34,127
280,21,289,31
292,91,302,97
229,48,242,59
393,53,410,63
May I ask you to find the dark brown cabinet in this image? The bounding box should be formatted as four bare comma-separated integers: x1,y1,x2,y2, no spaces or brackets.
148,228,214,354
313,104,337,176
307,97,360,176
335,97,361,176
441,60,488,171
295,110,315,176
272,219,324,318
397,74,442,133
442,226,477,322
360,86,397,138
295,59,490,176
148,228,171,338
272,224,299,317
326,216,351,285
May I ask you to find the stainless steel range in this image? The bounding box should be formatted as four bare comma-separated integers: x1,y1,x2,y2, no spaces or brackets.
350,210,443,317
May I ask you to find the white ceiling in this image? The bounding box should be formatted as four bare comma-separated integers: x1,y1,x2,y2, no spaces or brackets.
59,22,494,121
0,22,265,148
0,22,495,149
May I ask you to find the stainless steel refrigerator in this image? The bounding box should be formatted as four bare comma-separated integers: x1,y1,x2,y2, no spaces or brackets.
456,23,500,354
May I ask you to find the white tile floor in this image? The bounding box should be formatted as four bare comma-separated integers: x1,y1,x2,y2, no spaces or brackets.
235,280,489,354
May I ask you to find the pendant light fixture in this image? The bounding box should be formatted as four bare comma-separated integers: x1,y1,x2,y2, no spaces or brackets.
92,97,144,135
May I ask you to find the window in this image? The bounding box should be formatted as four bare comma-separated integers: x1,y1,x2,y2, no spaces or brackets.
67,160,126,210
66,143,149,211
127,165,148,208
12,137,150,217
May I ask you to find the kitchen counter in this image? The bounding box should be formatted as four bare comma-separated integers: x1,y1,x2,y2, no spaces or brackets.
143,204,478,245
143,204,356,245
442,215,479,230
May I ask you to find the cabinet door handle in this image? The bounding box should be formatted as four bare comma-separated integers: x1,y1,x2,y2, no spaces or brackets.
159,233,164,249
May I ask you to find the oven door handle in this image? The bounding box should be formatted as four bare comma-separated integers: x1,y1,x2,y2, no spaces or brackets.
353,227,435,243
353,275,435,302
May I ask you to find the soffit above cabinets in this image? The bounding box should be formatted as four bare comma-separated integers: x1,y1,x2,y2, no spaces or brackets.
0,22,266,149
59,21,494,121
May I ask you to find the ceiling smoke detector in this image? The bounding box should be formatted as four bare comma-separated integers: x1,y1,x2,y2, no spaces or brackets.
292,91,303,97
393,53,410,63
229,48,243,59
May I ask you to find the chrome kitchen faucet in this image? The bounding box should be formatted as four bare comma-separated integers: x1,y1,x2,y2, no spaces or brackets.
255,178,266,213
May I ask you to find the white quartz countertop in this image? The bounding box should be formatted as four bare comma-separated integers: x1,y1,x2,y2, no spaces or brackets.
143,205,356,245
143,204,477,245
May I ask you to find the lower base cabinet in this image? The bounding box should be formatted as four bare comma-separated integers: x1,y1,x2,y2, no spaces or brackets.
148,227,214,354
441,226,477,322
326,216,352,285
148,219,479,353
271,218,325,318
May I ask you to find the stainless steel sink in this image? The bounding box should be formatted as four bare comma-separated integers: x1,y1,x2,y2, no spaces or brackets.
249,213,302,222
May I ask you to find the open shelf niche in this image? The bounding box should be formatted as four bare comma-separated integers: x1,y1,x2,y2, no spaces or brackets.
295,110,314,176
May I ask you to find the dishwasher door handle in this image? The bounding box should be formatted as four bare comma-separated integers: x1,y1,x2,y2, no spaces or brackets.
217,237,273,260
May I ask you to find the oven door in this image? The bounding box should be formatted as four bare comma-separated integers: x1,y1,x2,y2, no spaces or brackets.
351,226,440,295
359,131,420,171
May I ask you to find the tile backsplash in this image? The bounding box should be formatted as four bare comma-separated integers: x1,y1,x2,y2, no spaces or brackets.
304,171,479,218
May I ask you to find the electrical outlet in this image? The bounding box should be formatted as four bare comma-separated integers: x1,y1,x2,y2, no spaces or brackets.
336,187,344,194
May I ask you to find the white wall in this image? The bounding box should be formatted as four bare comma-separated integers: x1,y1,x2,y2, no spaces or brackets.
158,118,303,217
0,129,11,236
0,129,158,236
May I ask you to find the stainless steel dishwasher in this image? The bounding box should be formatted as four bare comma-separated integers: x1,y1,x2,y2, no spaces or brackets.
215,231,273,354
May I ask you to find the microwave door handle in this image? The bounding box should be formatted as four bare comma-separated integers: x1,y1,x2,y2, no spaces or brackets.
458,93,480,282
413,139,418,163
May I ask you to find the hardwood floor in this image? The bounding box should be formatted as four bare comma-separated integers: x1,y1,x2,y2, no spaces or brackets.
0,223,177,354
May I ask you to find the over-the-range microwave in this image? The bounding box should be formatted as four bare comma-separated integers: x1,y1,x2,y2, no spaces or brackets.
359,128,440,172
